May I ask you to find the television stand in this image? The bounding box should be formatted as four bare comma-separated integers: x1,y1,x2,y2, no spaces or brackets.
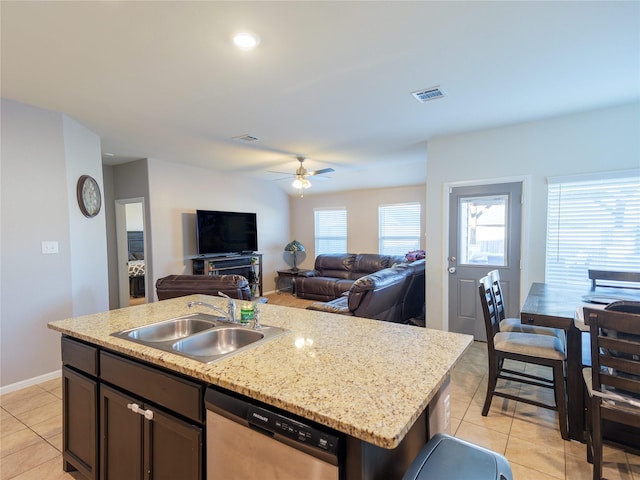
192,253,262,298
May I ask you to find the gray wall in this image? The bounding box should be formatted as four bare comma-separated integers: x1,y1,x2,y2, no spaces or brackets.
103,165,119,310
146,158,291,297
1,100,291,390
425,102,640,331
1,99,108,388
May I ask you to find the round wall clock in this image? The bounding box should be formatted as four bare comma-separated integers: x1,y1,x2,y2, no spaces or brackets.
76,175,102,217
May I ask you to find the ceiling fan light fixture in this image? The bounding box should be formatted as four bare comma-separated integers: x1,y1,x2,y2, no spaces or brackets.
233,32,260,50
292,177,311,189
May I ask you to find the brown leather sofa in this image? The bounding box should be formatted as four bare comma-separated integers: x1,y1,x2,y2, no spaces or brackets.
294,253,405,301
306,259,425,325
156,274,252,301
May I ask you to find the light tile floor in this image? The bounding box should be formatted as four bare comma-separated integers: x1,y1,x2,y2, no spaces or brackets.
450,341,639,480
1,341,638,479
0,378,82,479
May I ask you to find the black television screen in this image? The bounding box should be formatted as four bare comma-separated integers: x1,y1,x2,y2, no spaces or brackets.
196,210,258,255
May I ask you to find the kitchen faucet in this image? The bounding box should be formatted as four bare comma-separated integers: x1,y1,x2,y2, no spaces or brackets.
187,299,237,323
216,292,237,323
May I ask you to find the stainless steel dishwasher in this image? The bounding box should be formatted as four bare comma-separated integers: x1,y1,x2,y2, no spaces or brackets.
205,388,341,480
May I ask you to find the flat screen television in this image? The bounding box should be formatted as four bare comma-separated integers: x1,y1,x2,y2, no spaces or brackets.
196,210,258,256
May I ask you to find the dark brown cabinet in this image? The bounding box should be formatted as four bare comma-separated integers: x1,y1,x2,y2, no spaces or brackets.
100,385,144,479
100,385,202,480
61,336,204,480
62,337,99,480
62,366,98,479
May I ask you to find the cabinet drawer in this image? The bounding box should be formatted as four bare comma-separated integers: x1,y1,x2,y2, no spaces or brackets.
62,337,99,376
100,351,204,423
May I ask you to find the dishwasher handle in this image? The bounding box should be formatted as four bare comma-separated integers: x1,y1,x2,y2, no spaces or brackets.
248,421,275,438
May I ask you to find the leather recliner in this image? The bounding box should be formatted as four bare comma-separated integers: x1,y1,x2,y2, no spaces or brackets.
295,253,405,301
306,259,425,324
156,274,252,301
401,259,426,324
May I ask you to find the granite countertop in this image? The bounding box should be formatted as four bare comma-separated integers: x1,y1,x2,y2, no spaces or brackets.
48,294,472,449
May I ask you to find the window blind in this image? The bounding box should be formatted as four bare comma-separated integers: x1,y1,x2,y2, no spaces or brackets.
545,171,640,287
378,203,421,255
314,208,347,255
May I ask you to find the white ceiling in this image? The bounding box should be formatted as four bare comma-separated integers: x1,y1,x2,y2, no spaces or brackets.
2,1,638,195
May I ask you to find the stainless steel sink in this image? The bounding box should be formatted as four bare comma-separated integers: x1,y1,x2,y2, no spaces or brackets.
171,327,265,362
112,313,287,363
113,313,222,343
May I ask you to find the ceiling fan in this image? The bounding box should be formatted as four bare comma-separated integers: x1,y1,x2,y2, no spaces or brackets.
269,156,335,193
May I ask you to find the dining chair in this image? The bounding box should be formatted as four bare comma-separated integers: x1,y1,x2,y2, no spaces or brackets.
478,275,568,439
487,269,562,339
588,269,640,290
582,302,640,480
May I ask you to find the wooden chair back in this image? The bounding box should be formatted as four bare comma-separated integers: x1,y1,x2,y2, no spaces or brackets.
584,302,640,464
585,303,640,406
479,275,500,346
588,269,640,290
487,270,506,321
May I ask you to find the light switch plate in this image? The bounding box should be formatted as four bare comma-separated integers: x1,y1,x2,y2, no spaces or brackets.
42,241,59,254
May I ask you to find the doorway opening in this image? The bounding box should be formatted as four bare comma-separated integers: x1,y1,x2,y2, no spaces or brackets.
115,199,146,307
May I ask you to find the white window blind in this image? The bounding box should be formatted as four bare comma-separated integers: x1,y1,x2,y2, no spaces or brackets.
314,208,347,255
378,203,421,255
545,171,640,287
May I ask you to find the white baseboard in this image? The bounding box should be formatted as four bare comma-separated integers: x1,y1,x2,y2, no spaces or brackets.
0,370,62,396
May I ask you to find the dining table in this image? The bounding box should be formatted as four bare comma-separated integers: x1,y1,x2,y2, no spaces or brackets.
520,282,640,442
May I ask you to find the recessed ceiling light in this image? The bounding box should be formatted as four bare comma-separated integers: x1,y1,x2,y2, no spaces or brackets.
233,32,260,51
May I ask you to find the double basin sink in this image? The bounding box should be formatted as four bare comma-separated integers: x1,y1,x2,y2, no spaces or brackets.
112,313,287,364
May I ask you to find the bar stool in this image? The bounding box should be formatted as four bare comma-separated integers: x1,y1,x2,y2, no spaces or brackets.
479,275,568,440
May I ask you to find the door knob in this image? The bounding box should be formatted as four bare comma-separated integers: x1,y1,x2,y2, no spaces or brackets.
448,267,456,274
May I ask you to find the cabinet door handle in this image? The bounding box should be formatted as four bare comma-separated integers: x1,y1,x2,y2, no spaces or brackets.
127,402,154,420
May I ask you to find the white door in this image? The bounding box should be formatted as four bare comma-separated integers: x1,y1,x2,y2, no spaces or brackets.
448,182,522,341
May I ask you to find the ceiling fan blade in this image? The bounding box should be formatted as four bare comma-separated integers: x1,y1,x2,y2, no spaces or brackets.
267,170,295,176
307,167,335,176
270,175,295,182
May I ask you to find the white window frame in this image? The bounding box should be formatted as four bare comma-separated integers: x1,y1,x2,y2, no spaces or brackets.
545,169,640,287
314,207,347,255
378,202,421,255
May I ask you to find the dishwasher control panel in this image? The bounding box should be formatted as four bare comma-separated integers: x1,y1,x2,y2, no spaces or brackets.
247,405,339,455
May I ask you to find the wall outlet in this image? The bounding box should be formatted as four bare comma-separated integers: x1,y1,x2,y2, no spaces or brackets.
42,241,59,254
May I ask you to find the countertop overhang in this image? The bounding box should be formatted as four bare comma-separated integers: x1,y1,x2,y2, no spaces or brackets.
48,294,472,449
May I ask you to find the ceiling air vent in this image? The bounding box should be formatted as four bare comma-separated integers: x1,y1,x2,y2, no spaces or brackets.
411,86,445,103
232,134,260,143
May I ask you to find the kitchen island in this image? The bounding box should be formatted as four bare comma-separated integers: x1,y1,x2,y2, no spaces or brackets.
48,294,472,479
